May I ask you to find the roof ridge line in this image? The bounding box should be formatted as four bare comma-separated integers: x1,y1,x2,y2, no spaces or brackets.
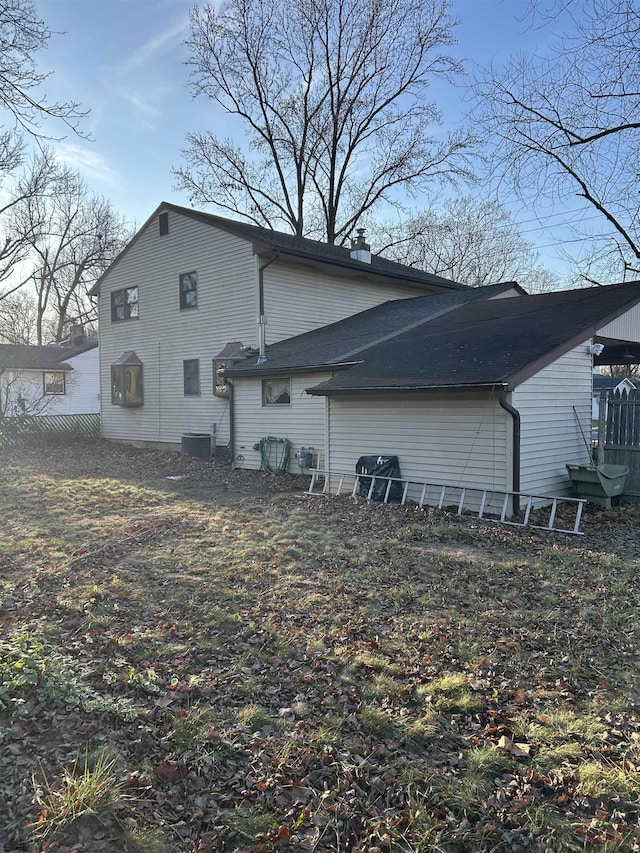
162,203,467,291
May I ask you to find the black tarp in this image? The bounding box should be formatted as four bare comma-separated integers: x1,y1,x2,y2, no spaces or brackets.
356,455,403,502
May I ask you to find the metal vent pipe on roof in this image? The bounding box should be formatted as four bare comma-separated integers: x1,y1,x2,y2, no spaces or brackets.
350,228,371,264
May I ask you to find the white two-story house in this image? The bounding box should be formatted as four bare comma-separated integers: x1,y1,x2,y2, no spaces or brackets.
92,202,468,454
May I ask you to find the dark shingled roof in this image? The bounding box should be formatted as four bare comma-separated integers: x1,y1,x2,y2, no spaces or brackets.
92,202,468,295
227,282,518,376
592,374,639,390
307,280,640,395
162,203,467,292
0,339,97,371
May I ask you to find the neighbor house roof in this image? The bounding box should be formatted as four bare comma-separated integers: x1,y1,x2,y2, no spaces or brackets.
91,202,468,295
0,339,97,371
592,374,640,391
227,282,520,377
308,280,640,395
229,280,640,395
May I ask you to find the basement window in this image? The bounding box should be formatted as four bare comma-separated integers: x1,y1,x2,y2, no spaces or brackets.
262,378,291,406
111,351,143,407
43,371,66,395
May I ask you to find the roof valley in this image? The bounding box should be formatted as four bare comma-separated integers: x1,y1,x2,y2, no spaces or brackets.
327,299,471,364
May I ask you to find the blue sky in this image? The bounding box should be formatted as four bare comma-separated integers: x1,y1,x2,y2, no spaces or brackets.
33,0,575,268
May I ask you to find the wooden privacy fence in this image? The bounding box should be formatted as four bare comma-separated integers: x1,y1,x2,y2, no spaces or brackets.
598,388,640,501
0,413,100,446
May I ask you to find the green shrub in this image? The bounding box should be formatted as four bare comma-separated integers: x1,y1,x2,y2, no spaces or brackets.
0,634,136,722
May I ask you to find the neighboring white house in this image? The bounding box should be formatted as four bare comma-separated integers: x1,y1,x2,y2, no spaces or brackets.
592,374,639,421
0,339,99,419
227,281,640,512
90,202,467,450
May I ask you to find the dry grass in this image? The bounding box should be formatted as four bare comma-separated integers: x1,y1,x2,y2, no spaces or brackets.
0,438,639,852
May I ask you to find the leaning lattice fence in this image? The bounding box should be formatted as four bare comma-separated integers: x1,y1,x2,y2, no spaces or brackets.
0,413,101,446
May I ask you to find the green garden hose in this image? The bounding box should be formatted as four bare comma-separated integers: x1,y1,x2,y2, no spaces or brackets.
259,436,291,474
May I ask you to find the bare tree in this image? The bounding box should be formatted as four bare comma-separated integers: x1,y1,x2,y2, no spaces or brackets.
603,364,639,379
0,152,131,343
0,0,86,172
0,150,59,290
0,364,21,418
0,0,89,297
376,197,560,292
176,0,476,244
475,0,640,282
0,290,37,343
7,155,131,343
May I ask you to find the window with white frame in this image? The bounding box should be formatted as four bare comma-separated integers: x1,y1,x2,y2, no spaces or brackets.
262,377,291,406
43,371,66,395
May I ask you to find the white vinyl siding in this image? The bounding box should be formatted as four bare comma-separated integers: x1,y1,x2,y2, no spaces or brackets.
1,347,99,416
326,394,509,507
233,373,329,472
263,261,425,343
597,304,640,342
98,213,258,447
513,345,593,497
98,210,436,450
61,347,100,414
2,370,62,416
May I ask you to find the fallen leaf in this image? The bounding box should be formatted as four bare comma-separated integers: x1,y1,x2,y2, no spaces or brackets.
497,735,531,758
152,760,188,780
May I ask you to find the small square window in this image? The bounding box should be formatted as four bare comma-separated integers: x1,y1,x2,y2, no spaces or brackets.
179,272,197,309
262,378,291,406
111,286,138,322
111,353,143,407
43,371,66,395
183,359,200,395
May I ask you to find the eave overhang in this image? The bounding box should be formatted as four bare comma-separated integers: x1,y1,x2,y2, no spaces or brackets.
247,242,465,293
306,382,507,397
90,201,468,297
594,343,640,365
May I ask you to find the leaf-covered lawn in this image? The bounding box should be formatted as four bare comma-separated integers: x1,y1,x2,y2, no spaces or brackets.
0,439,639,852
